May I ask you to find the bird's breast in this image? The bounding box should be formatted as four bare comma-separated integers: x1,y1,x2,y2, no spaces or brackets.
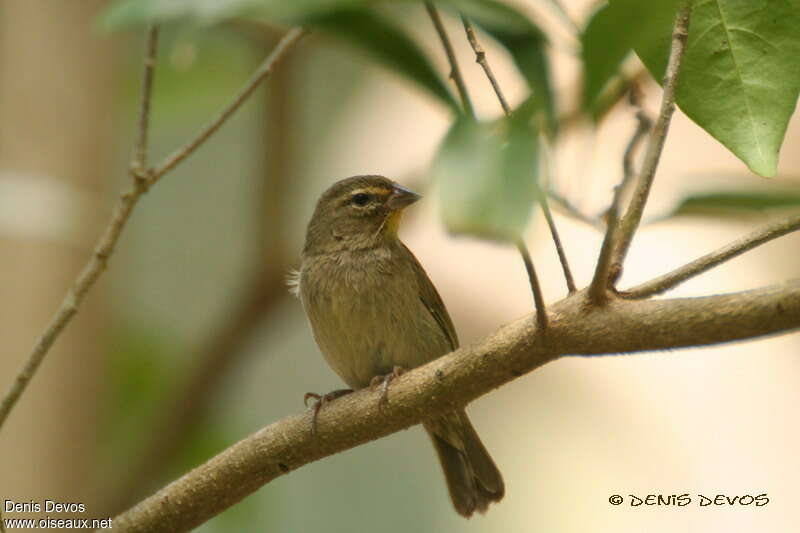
300,247,450,389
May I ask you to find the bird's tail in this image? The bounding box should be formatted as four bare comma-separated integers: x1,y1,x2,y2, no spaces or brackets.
424,410,504,518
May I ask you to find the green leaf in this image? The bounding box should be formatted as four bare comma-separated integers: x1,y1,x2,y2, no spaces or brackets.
449,0,556,132
434,102,540,241
668,188,800,217
581,1,680,116
103,1,458,110
306,9,458,110
630,0,800,177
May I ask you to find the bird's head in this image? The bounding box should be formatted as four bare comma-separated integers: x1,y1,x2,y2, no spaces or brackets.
304,175,421,254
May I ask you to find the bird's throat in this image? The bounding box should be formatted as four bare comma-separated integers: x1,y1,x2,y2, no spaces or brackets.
384,210,404,237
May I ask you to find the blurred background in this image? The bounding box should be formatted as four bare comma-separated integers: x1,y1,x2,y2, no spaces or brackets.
1,0,799,532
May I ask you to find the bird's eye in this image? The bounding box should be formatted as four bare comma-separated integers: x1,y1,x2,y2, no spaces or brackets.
351,193,371,206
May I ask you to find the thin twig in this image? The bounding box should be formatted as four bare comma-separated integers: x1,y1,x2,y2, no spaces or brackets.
0,26,160,431
538,190,576,293
611,1,693,271
588,91,652,304
132,26,160,176
461,15,574,295
622,213,800,299
620,87,652,197
424,2,475,118
0,26,305,433
517,240,548,329
151,27,306,182
461,16,510,115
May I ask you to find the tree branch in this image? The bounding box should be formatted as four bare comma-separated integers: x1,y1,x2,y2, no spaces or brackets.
516,240,548,328
132,26,159,177
0,26,305,433
109,281,800,532
589,92,651,304
460,17,510,115
612,1,693,276
538,190,577,293
622,212,800,299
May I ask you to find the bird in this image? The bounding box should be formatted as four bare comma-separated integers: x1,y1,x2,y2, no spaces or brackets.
291,175,504,517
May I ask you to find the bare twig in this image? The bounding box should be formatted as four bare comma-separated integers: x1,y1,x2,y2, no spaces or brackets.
0,26,305,433
151,27,306,182
589,91,652,304
620,87,653,196
0,26,160,431
622,213,800,299
538,190,577,293
460,15,574,295
108,280,800,532
132,26,160,176
425,2,475,118
612,2,693,272
516,240,548,329
461,17,510,115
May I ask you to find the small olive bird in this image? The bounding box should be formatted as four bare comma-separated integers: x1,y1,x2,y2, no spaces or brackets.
292,175,504,517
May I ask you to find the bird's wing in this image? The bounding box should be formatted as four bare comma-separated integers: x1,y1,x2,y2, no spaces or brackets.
401,242,459,351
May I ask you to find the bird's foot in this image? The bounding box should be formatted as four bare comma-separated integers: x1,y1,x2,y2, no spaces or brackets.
369,366,406,411
303,389,353,437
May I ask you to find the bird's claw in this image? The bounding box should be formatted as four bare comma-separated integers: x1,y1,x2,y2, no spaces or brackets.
303,389,353,437
370,366,406,410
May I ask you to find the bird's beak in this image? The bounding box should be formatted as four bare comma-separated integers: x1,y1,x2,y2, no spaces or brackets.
387,184,422,210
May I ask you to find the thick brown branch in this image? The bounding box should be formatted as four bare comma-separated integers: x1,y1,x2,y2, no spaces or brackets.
109,281,800,532
612,2,692,272
622,213,800,299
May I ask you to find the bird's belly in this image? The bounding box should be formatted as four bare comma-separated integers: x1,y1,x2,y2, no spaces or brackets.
302,271,449,389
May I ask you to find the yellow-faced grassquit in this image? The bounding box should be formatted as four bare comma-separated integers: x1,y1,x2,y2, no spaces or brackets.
292,175,504,517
